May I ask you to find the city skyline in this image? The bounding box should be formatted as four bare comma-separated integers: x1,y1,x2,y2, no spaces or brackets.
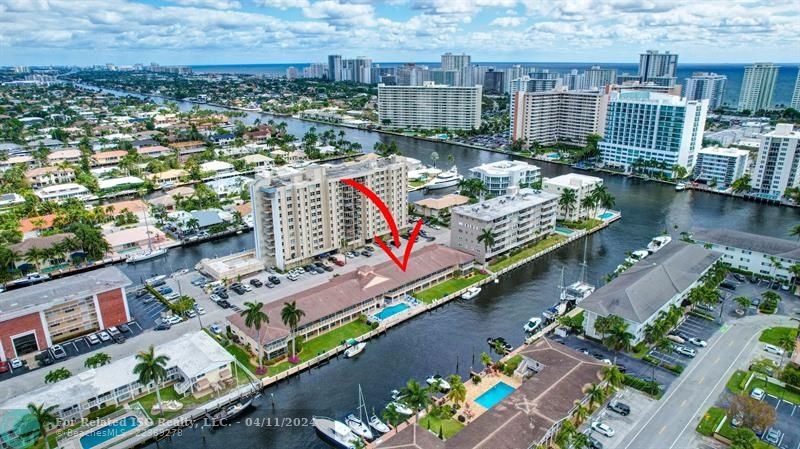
3,0,800,66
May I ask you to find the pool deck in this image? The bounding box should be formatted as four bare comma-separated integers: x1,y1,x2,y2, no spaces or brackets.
464,373,521,417
58,406,152,449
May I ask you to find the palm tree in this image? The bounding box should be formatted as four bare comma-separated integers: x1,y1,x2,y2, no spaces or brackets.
585,383,606,409
730,175,752,194
240,301,268,374
476,228,497,267
480,351,493,371
85,352,111,369
604,325,634,364
559,188,578,219
27,403,58,449
133,345,170,415
280,301,305,362
24,247,47,272
580,195,595,220
445,375,466,406
402,379,431,413
382,403,404,427
601,365,625,392
572,402,590,424
44,367,71,383
571,432,590,449
777,334,795,367
790,224,800,241
734,296,751,311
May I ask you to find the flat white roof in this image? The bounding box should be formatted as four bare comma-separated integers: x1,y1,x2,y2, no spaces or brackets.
469,160,540,176
543,173,603,188
698,146,750,157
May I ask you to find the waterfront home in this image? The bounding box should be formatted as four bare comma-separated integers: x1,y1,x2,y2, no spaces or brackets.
18,214,57,238
0,267,131,361
450,187,558,264
211,133,235,146
148,168,188,188
0,192,25,209
105,225,168,254
205,175,253,198
375,338,605,449
0,155,36,172
0,331,234,443
45,148,82,165
137,145,174,158
581,240,720,344
169,140,206,159
691,227,800,281
91,149,128,166
242,153,273,168
24,166,76,188
227,244,474,359
34,183,93,203
542,173,604,222
469,160,541,196
9,233,75,273
98,176,144,193
200,160,235,177
413,194,470,218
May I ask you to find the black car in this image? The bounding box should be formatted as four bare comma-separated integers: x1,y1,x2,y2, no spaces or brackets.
155,322,171,331
118,323,131,333
268,276,281,285
607,401,631,416
217,290,229,299
249,279,263,287
322,264,333,272
218,300,232,309
749,276,759,283
732,273,746,282
720,281,737,290
112,333,126,344
770,282,780,290
615,363,627,373
313,266,325,274
361,250,372,257
232,286,245,295
36,351,54,366
586,434,604,449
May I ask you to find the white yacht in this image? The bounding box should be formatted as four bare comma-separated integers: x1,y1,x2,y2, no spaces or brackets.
647,235,672,253
425,374,451,392
675,182,687,191
369,414,390,434
461,286,481,300
523,317,542,333
425,166,462,190
313,416,360,449
624,250,650,264
542,303,567,321
389,401,413,415
126,213,167,263
344,339,366,358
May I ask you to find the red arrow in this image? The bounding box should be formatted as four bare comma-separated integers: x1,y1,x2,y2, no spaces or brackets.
341,178,423,272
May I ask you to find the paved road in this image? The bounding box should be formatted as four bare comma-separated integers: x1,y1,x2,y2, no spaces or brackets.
619,314,795,449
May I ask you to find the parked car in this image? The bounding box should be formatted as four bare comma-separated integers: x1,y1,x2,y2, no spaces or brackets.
10,358,23,370
119,323,131,333
185,309,197,318
763,344,784,355
107,326,120,336
674,346,696,357
269,276,281,285
688,337,707,347
51,344,67,359
591,421,615,437
209,324,222,334
265,282,276,288
86,334,100,345
37,351,54,366
0,361,9,373
287,274,299,281
313,266,325,274
210,294,221,302
732,273,746,282
218,300,232,309
112,333,126,344
249,279,263,287
361,250,372,257
765,428,781,445
158,287,173,295
194,305,206,315
218,291,229,299
242,284,253,292
164,292,180,301
751,387,765,400
166,315,183,325
155,321,171,331
585,433,604,449
607,401,630,416
719,281,737,290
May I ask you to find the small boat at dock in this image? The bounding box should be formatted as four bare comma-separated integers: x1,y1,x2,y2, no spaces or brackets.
523,317,543,333
313,416,360,449
210,397,252,425
369,414,390,434
675,182,687,191
461,286,481,300
344,339,366,358
345,385,374,441
647,235,672,253
425,166,462,190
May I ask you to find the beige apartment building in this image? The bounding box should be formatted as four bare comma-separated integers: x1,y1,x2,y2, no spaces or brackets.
542,173,604,222
450,186,558,263
511,86,609,147
378,82,482,131
251,156,408,270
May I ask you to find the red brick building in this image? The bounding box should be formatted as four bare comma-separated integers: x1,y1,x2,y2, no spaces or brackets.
0,267,131,361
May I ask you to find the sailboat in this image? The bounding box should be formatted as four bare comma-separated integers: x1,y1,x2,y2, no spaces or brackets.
560,239,595,304
126,213,168,263
345,385,374,440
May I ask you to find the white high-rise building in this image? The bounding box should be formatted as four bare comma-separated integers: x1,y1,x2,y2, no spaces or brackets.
285,66,298,80
791,67,800,110
327,54,342,81
508,76,562,132
502,65,530,93
738,63,779,112
693,147,750,188
303,63,327,79
599,91,708,177
685,72,727,110
377,82,482,130
584,66,617,89
441,53,471,71
469,160,541,196
750,124,800,200
511,86,609,147
638,50,678,86
251,156,408,270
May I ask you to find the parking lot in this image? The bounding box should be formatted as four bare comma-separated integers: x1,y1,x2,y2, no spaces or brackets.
720,274,796,317
647,314,721,368
578,388,659,449
762,393,800,449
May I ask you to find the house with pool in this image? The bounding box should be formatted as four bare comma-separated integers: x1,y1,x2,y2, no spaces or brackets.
227,244,474,360
0,332,235,449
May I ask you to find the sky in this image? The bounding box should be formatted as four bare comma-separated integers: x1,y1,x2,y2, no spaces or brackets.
1,0,799,66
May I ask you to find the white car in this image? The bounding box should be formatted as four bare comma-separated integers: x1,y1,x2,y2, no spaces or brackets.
166,315,183,325
98,331,111,342
9,358,23,369
688,337,707,347
195,306,206,315
107,326,120,336
210,294,221,302
591,421,615,437
209,324,222,334
243,284,253,292
751,387,765,400
86,334,101,345
763,344,784,355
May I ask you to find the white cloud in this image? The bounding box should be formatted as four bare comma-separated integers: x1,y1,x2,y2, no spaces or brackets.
302,1,375,26
490,16,524,27
167,0,241,9
254,0,309,9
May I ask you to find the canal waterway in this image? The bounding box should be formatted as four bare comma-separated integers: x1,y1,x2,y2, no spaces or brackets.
88,86,799,449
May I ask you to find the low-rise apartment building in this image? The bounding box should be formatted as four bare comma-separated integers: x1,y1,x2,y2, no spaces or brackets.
542,173,604,222
251,156,407,270
693,147,750,188
0,267,131,361
469,160,541,196
450,187,558,263
691,227,799,281
24,166,75,188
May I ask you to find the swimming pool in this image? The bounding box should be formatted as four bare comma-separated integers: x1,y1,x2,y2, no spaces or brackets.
599,212,614,220
475,381,515,409
374,303,410,321
555,226,574,234
80,416,140,449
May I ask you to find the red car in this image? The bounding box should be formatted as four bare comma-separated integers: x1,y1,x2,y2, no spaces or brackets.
0,361,9,373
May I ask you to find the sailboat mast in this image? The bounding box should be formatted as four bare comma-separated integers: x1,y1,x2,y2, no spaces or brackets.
579,239,588,284
358,385,366,422
144,212,153,252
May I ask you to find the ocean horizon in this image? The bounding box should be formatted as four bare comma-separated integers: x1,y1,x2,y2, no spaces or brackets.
191,61,800,108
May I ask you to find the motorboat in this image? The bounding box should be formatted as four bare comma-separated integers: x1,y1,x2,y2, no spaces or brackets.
369,414,391,434
388,401,413,415
461,286,481,300
313,416,360,449
145,275,167,285
625,250,650,264
345,413,373,440
344,339,366,358
675,182,687,191
5,272,50,289
523,317,543,333
425,166,462,190
647,235,672,253
542,303,566,321
210,397,252,425
126,247,167,263
425,374,451,392
487,336,513,353
559,240,595,304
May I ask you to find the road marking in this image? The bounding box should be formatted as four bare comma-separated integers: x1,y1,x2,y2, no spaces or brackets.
698,376,705,384
713,356,720,365
680,399,687,407
659,425,667,434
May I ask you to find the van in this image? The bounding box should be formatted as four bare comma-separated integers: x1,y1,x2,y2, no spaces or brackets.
607,401,631,416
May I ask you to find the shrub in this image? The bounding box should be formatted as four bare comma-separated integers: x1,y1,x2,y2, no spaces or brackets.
86,405,120,421
471,375,481,385
503,355,523,376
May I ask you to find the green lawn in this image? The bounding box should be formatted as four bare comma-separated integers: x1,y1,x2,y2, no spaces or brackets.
557,218,603,230
414,272,489,304
134,385,207,420
268,320,373,375
759,327,799,346
409,179,427,188
418,415,464,439
488,235,567,272
747,376,800,405
726,370,749,394
696,406,726,436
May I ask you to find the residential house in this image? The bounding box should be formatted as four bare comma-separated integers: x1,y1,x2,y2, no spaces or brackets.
91,150,128,166
46,148,82,165
136,145,173,158
149,169,188,188
34,183,93,203
24,166,76,188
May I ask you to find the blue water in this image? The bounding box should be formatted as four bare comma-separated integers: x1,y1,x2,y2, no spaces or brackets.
475,381,515,410
599,212,614,220
555,227,575,234
374,303,410,321
80,416,140,449
190,62,800,107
